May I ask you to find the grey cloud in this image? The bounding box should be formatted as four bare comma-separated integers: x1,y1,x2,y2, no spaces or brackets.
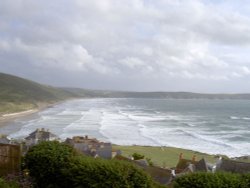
1,0,250,92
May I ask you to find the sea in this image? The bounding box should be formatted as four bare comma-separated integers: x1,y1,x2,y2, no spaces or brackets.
1,98,250,157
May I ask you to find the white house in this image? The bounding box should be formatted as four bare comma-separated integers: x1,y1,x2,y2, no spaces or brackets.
25,128,59,146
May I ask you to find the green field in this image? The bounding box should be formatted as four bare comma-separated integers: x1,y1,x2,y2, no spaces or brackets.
113,145,218,168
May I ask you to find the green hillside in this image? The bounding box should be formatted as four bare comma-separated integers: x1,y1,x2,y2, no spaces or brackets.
113,145,217,168
0,73,77,114
2,72,250,115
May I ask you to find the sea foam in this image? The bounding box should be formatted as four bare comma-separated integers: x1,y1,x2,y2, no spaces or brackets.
3,98,250,157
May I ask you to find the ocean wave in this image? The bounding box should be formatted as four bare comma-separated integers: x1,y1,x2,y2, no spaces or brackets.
172,129,233,148
4,98,250,157
119,109,190,122
230,116,250,120
183,122,197,127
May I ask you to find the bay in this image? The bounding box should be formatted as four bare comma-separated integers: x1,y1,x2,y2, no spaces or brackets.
1,98,250,157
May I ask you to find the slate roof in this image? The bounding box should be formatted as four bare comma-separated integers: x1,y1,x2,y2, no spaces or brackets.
218,159,250,174
176,158,209,173
195,158,208,172
0,135,10,144
25,129,58,140
176,159,197,173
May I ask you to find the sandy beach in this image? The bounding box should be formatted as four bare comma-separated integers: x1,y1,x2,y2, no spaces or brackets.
0,109,38,127
0,102,57,128
0,99,75,128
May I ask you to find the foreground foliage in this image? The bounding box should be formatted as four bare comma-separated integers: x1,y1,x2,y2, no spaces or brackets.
24,141,159,188
0,173,33,188
24,141,76,187
61,156,156,188
174,172,250,188
0,178,18,188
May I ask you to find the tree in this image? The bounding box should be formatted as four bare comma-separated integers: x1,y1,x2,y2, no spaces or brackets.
24,141,161,188
61,156,156,188
24,141,76,188
132,152,145,160
174,172,248,188
0,178,19,188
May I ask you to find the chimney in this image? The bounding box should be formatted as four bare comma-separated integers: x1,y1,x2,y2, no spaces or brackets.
192,155,196,162
179,153,183,160
171,169,176,177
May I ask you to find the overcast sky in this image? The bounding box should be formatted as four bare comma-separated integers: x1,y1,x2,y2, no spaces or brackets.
1,0,250,93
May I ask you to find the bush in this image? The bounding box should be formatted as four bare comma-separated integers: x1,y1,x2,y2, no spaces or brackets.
24,141,76,188
24,141,159,188
242,173,250,187
3,173,33,188
61,156,155,188
0,178,19,188
132,153,145,160
174,172,248,188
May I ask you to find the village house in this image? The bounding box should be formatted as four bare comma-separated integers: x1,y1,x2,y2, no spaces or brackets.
216,158,250,174
174,153,250,176
0,134,11,144
114,154,172,185
65,135,113,159
175,153,210,175
25,128,59,146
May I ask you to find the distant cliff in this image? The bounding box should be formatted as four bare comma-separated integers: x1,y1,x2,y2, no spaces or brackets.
1,72,250,114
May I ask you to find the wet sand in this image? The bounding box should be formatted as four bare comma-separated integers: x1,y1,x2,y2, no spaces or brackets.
0,99,75,128
0,102,58,128
0,109,39,127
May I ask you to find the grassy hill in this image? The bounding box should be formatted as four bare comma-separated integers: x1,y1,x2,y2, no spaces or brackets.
113,145,217,168
2,72,250,114
0,73,77,114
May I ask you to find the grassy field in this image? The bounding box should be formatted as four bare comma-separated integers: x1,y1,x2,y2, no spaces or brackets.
113,145,218,168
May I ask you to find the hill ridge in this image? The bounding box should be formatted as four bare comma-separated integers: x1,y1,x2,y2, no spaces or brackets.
0,72,76,114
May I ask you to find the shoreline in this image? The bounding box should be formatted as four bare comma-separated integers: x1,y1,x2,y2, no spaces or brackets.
0,108,39,128
0,98,80,128
0,100,69,128
1,98,249,161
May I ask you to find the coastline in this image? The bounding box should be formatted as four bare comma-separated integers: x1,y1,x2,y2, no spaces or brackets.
0,109,39,128
0,100,67,128
1,98,249,163
0,98,80,128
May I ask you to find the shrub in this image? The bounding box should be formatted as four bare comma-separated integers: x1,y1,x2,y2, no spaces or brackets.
60,156,155,188
24,141,76,188
132,152,145,160
242,173,250,187
4,173,33,188
174,172,248,188
24,141,160,188
0,177,19,188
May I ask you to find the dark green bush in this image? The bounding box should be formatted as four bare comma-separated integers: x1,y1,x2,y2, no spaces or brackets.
174,172,248,188
61,156,155,188
24,141,159,188
24,141,76,188
132,152,145,160
242,173,250,187
0,178,19,188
